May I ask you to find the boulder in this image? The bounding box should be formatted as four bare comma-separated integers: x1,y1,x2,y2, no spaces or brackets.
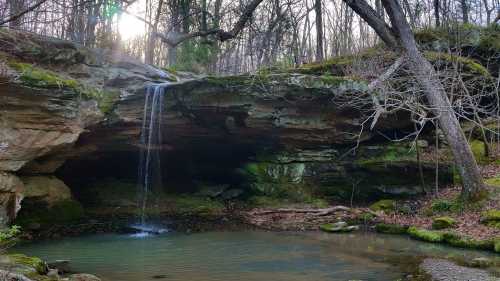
0,172,24,225
20,176,72,206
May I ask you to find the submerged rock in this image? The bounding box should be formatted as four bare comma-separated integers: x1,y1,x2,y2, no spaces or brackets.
319,222,359,233
67,273,101,281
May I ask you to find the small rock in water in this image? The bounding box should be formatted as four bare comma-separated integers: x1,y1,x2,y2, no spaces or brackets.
68,273,101,281
152,274,169,279
47,268,59,278
48,260,72,273
320,222,359,233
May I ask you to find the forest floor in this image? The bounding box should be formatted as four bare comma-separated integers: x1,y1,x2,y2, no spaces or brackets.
379,157,500,241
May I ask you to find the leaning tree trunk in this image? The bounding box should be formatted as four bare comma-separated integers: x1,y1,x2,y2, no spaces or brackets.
381,0,484,200
343,0,485,200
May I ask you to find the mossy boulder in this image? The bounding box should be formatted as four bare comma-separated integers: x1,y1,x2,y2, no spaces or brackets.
374,223,408,234
442,232,494,251
407,226,444,242
480,209,500,228
7,254,47,274
369,200,396,212
432,217,457,230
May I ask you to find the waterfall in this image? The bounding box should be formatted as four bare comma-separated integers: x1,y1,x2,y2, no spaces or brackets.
136,83,168,229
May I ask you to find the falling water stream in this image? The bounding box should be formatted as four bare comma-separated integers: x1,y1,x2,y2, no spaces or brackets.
135,83,169,234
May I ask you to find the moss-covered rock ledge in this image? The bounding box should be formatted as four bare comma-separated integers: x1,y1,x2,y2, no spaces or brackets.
375,223,500,253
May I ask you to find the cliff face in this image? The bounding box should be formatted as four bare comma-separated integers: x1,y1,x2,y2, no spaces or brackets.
0,29,470,225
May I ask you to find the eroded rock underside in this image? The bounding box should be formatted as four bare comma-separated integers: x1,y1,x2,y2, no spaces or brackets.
1,27,495,228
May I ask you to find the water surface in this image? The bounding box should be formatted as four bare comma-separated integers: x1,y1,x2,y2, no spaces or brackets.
14,231,500,281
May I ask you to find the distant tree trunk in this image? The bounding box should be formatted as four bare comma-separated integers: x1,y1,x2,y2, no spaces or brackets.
314,0,324,61
460,0,469,23
146,0,164,64
167,0,180,66
375,0,384,18
434,0,440,26
8,0,25,28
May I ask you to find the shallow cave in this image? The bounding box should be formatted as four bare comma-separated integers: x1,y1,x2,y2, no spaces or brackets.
56,141,260,208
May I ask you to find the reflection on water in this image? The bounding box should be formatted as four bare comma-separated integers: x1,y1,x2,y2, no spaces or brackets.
13,231,500,281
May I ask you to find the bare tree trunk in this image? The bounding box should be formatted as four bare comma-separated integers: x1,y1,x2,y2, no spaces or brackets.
7,0,25,28
146,0,164,64
315,0,324,61
167,0,180,66
460,0,469,23
434,0,440,26
341,0,485,200
381,0,484,200
343,0,398,49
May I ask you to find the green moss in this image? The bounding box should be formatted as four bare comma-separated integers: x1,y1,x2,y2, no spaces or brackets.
169,195,225,216
432,216,456,230
15,199,84,227
292,50,398,76
247,195,327,208
8,254,47,274
407,226,444,242
81,87,120,113
356,143,416,165
294,55,357,75
429,199,453,213
495,239,500,253
442,232,494,251
426,197,483,216
481,209,500,228
375,223,409,234
485,176,500,187
415,24,500,54
8,62,119,114
8,62,79,88
369,199,396,212
470,140,488,163
424,51,490,77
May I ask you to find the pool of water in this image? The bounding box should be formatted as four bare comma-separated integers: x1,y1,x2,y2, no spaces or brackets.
13,231,500,281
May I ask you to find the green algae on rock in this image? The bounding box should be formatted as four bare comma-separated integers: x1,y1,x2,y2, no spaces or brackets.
374,223,408,234
480,209,500,228
432,217,457,230
369,199,396,212
407,227,444,242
